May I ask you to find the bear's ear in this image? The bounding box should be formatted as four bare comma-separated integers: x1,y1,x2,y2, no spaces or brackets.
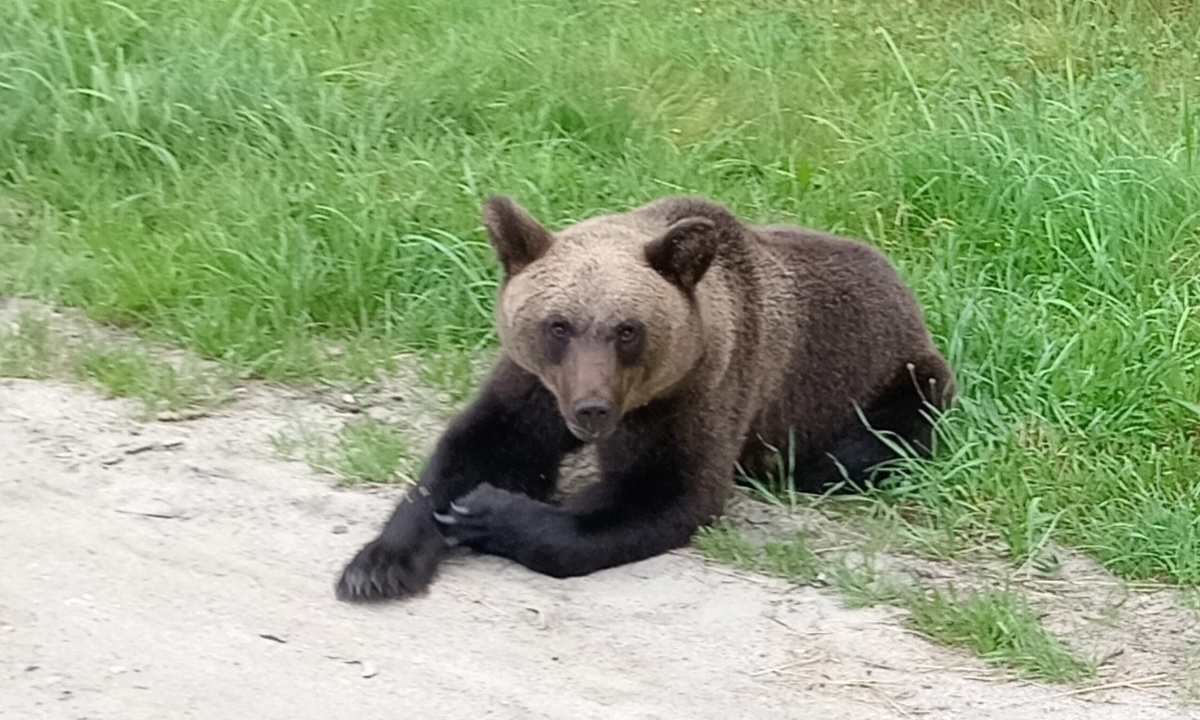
645,217,718,291
482,196,555,277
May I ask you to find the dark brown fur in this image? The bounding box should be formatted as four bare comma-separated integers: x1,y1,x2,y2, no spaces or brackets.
335,196,954,602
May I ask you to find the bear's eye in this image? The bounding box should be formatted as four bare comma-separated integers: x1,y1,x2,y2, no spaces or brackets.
617,324,639,343
548,320,571,339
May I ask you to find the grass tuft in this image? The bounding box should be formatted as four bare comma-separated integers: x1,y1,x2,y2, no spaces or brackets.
0,308,231,414
905,586,1097,682
74,346,229,415
696,521,883,599
697,522,1096,682
274,417,421,486
331,418,421,486
0,311,55,378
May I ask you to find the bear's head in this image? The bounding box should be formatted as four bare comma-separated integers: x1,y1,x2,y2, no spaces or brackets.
483,196,725,442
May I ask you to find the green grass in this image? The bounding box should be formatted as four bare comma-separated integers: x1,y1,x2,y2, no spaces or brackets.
417,350,482,408
0,309,231,414
695,519,823,584
905,586,1096,682
696,522,1095,682
0,311,56,378
74,345,230,415
331,417,420,485
1,1,1199,587
273,417,420,486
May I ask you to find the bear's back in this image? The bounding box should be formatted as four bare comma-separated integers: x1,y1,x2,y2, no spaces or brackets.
739,222,941,450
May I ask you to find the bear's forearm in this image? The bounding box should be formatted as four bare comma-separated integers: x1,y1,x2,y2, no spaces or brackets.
436,483,701,579
416,356,581,509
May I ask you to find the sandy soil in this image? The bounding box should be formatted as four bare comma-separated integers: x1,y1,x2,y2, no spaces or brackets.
1,376,1196,719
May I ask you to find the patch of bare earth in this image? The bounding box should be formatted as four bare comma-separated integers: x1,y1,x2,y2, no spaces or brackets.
730,498,1200,706
1,302,1197,718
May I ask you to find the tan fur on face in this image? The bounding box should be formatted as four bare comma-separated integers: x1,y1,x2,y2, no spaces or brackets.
553,337,618,407
496,216,707,424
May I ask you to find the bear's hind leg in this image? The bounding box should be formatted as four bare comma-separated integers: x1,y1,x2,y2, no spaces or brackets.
335,357,582,602
797,354,954,494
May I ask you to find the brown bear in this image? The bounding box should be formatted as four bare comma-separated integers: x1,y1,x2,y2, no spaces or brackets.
335,195,955,602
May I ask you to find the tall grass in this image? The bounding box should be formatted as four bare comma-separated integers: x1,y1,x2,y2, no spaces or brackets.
2,0,1198,582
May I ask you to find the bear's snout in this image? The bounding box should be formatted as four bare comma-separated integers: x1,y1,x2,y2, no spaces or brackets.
571,397,617,441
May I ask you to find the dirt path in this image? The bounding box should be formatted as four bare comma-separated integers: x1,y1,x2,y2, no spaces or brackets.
0,378,1192,719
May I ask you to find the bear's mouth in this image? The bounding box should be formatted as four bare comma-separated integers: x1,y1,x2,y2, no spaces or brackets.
566,420,618,443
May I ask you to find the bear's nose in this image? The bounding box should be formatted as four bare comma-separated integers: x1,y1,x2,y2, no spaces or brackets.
572,397,615,437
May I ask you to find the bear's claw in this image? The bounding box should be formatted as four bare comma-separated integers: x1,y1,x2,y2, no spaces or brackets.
432,501,474,526
433,484,518,547
334,526,448,603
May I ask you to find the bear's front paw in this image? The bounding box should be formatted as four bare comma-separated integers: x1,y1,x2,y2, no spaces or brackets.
335,524,448,603
433,483,522,551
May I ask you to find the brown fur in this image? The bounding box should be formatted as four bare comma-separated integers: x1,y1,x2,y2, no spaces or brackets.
334,195,954,603
493,196,953,501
